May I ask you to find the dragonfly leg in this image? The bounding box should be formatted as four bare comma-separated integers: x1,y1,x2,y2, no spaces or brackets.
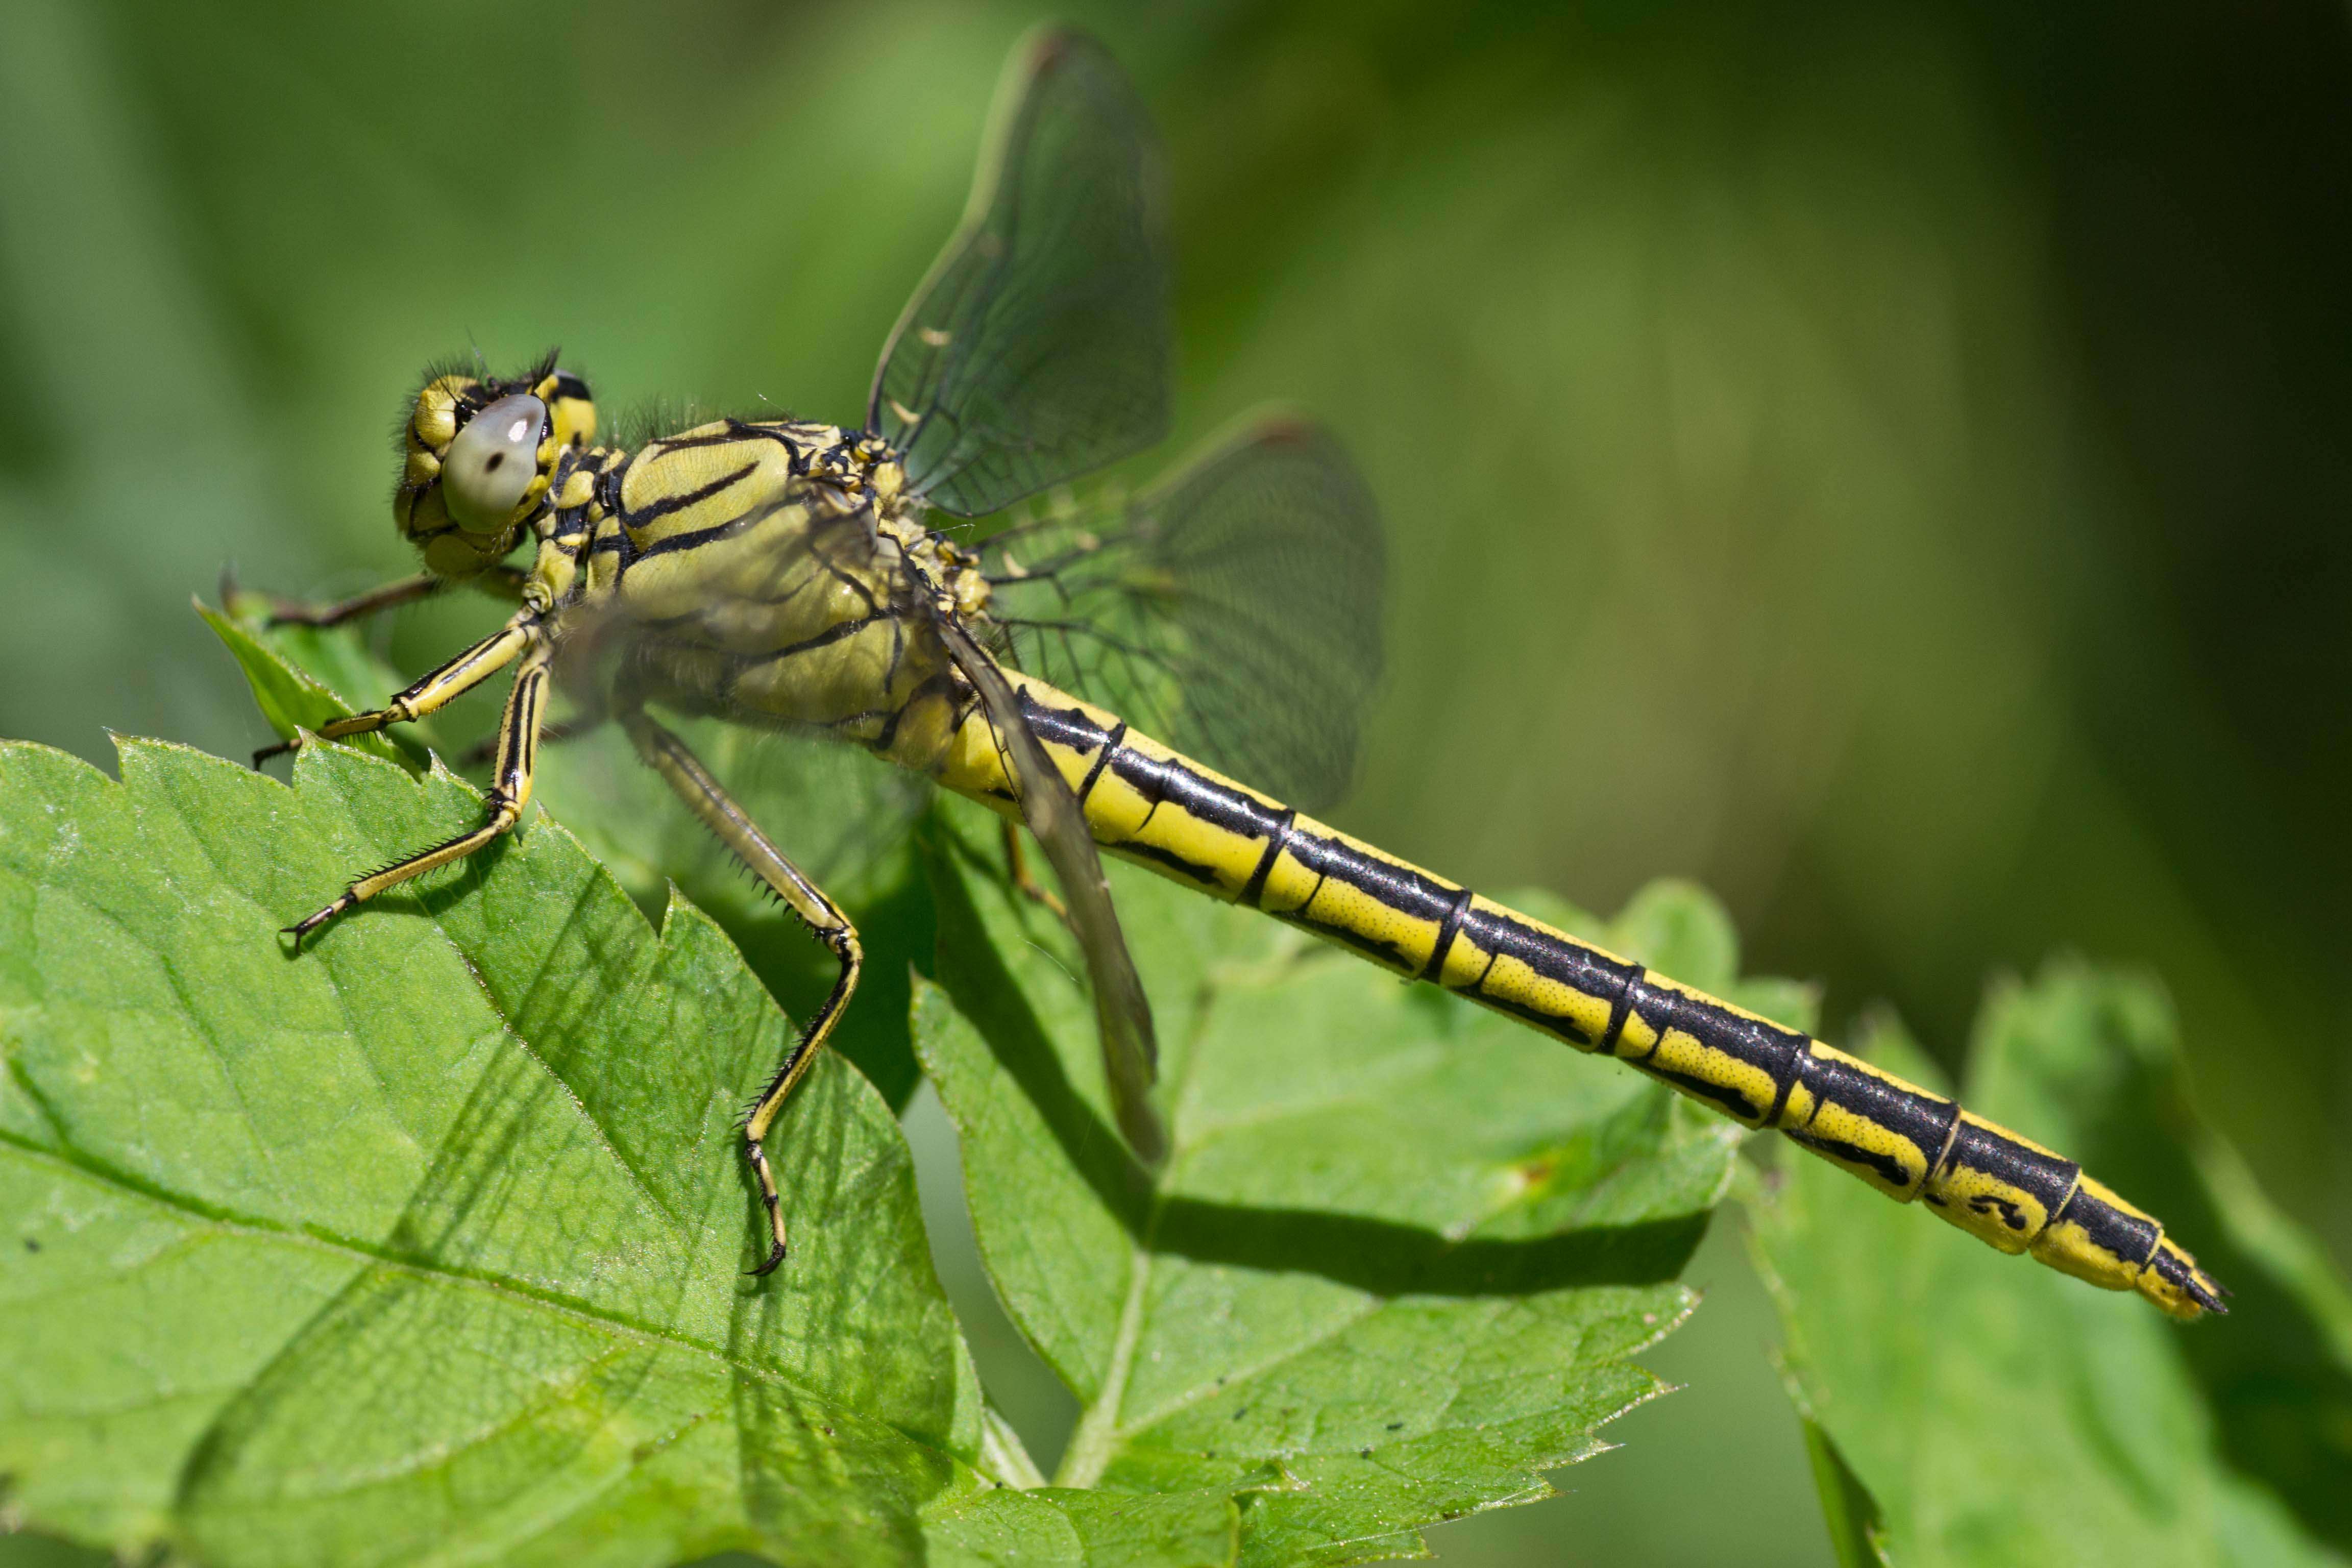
284,637,552,944
619,703,863,1279
253,615,534,766
1000,818,1070,923
254,571,446,628
235,563,528,629
459,712,605,768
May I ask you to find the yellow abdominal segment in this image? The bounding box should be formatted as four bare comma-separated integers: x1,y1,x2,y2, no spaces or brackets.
930,672,2226,1320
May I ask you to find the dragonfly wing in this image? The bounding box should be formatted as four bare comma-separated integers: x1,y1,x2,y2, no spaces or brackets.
521,512,934,912
870,27,1171,517
528,704,931,903
984,416,1385,810
933,606,1168,1166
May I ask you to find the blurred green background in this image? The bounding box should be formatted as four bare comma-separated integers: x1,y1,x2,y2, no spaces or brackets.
2,1,2346,1563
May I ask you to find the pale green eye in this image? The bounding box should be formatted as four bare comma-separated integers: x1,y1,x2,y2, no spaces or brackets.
441,393,546,531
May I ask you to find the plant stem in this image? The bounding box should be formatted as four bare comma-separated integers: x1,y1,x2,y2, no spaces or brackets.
1052,1241,1151,1488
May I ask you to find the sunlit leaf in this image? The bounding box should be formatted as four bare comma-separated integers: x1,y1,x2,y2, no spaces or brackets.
915,798,1807,1565
0,736,981,1566
202,602,933,1109
198,600,426,773
1746,965,2352,1567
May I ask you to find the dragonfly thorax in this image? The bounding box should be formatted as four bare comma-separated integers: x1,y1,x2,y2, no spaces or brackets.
529,415,990,770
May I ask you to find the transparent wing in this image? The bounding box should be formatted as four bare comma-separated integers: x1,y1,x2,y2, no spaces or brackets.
982,417,1385,811
932,606,1168,1167
521,509,932,904
530,712,930,909
870,27,1171,518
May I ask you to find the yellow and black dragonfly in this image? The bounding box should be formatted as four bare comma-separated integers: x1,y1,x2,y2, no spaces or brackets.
249,29,2222,1317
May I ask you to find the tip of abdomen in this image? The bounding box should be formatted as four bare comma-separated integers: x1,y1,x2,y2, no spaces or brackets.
2140,1236,2230,1320
2028,1174,2226,1319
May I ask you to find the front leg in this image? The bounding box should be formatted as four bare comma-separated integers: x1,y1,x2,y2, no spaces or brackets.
256,571,444,628
620,702,863,1278
234,564,529,629
253,615,535,766
283,636,552,944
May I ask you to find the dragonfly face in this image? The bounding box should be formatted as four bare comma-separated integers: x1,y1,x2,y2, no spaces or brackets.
395,358,596,579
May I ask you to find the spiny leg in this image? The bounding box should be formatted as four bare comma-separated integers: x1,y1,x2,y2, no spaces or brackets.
620,702,863,1278
253,615,534,766
283,638,552,944
460,712,605,769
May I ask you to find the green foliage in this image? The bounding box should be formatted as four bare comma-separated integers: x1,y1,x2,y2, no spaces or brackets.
2,617,1817,1564
0,736,992,1565
198,599,429,774
1794,1416,1890,1568
4,608,2338,1566
1745,968,2352,1566
916,815,1803,1565
525,720,936,1114
206,597,935,1111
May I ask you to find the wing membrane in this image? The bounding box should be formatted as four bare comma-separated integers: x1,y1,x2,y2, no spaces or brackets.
932,606,1168,1166
870,27,1171,517
984,417,1385,810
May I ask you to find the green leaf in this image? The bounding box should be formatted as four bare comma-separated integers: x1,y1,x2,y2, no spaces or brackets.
1789,1394,1892,1567
915,798,1806,1565
197,600,428,773
1745,963,2352,1566
200,601,934,1110
0,736,988,1566
529,719,936,1112
924,1485,1242,1568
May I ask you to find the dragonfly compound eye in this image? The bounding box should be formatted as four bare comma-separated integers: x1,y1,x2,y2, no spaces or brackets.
441,392,547,531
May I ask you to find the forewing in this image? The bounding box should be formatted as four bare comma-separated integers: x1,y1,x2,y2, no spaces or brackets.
870,27,1171,517
931,609,1168,1167
984,418,1385,810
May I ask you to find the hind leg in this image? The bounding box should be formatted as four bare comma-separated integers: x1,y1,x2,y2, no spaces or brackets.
619,699,862,1278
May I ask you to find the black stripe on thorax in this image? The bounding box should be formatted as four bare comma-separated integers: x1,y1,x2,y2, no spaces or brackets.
631,494,801,562
746,611,888,666
618,457,760,528
645,421,812,463
586,513,635,567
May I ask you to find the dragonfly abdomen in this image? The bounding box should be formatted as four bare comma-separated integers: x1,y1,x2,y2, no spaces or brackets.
937,669,2225,1320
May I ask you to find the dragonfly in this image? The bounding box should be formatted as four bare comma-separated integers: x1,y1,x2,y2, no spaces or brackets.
251,28,2223,1318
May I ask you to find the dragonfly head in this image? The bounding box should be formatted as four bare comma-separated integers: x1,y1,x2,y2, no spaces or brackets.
395,352,597,576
